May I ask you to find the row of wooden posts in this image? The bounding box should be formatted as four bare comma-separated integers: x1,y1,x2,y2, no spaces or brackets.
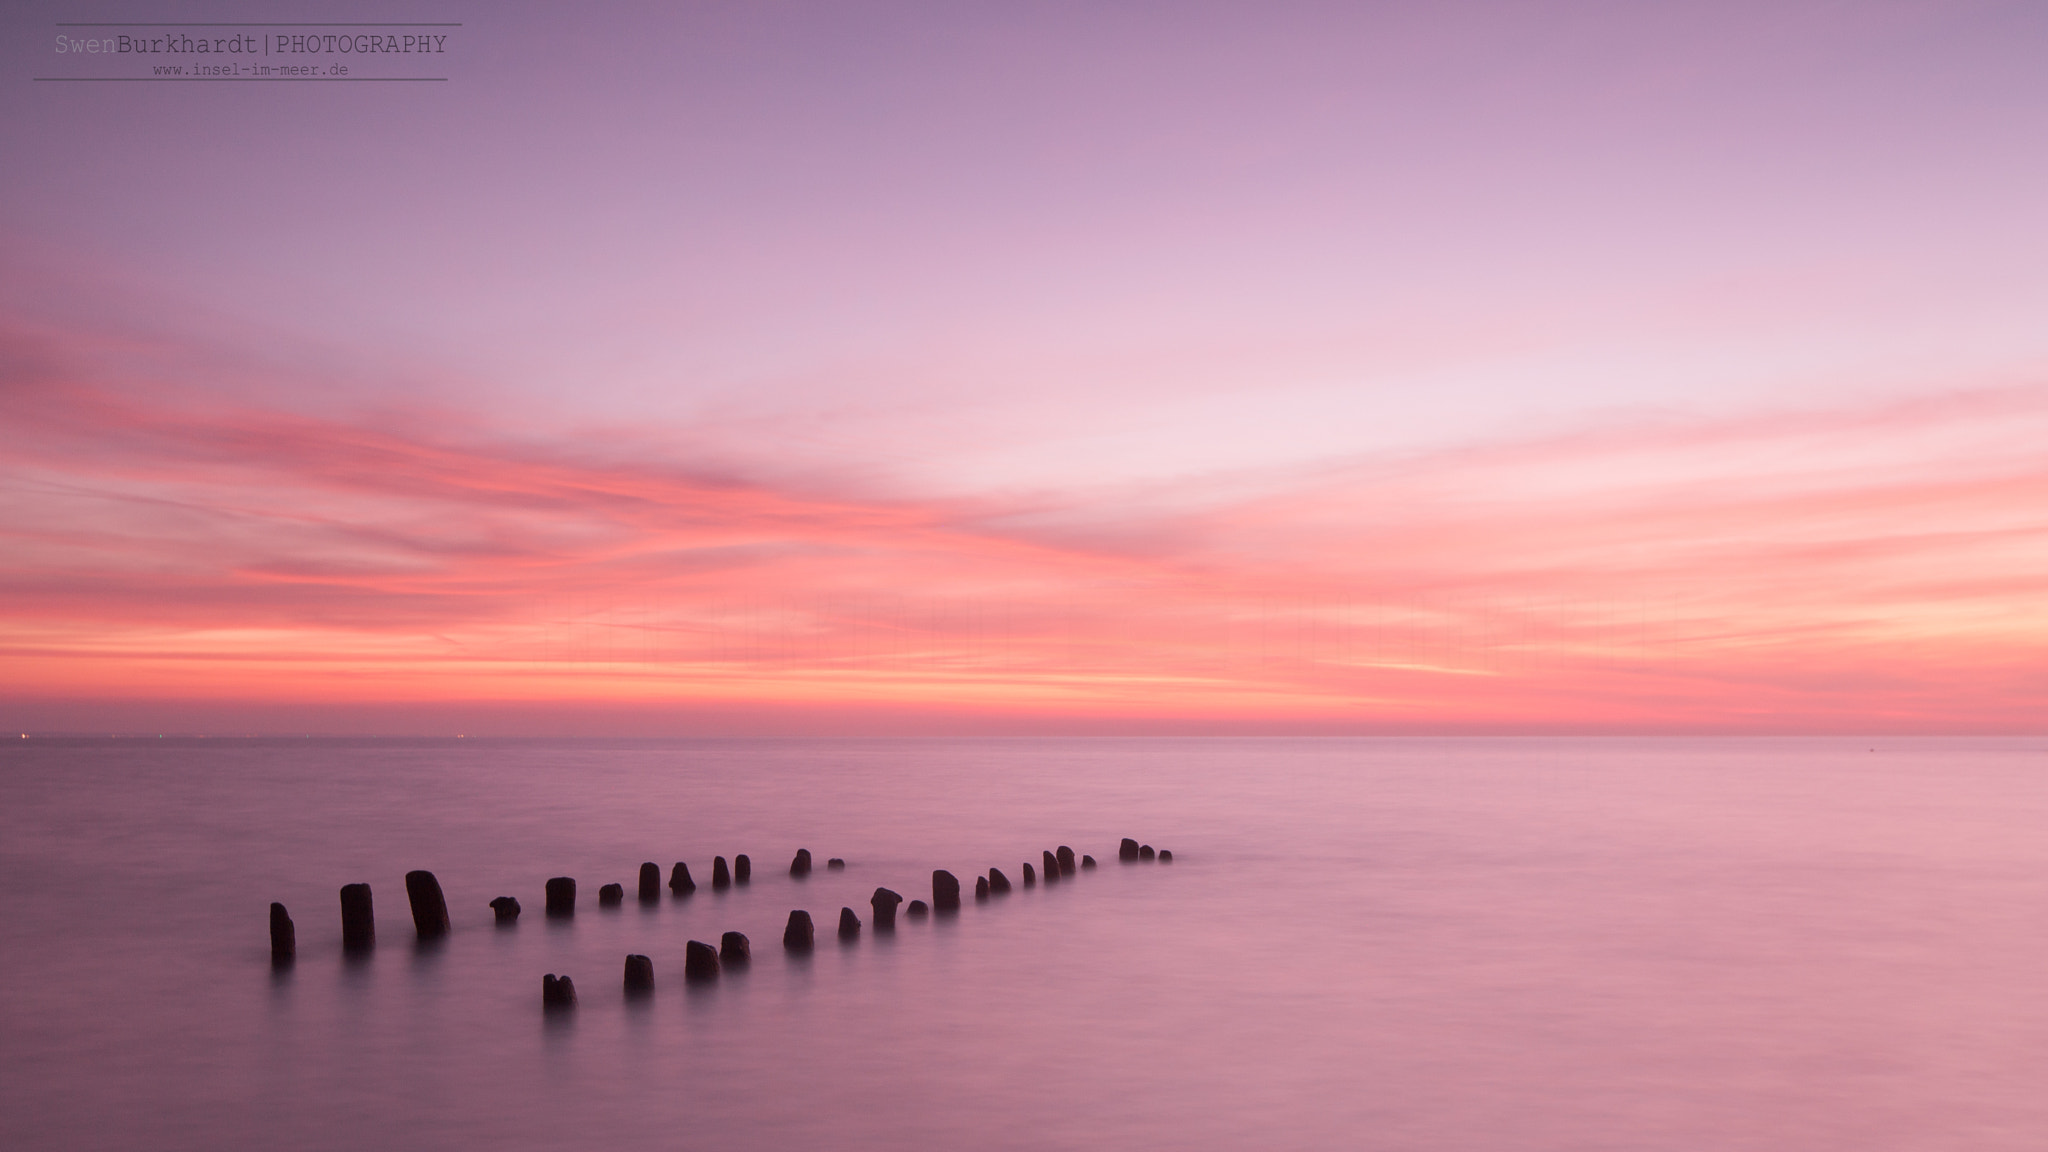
266,838,1172,1004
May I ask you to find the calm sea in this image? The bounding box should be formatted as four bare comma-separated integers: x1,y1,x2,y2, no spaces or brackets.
3,736,2046,1150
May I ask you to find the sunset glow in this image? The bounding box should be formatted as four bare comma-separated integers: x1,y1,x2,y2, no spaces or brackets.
5,2,2046,733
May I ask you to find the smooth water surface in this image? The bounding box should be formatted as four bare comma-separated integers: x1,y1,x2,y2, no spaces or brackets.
4,737,2047,1150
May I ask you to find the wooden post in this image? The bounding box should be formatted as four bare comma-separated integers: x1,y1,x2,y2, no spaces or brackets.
269,903,295,963
340,883,374,950
405,871,449,939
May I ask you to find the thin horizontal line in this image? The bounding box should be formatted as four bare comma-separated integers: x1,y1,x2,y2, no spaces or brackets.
34,77,449,82
55,23,463,27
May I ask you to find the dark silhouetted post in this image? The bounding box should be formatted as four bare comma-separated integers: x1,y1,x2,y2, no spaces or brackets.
340,883,375,951
1022,862,1037,887
712,856,731,889
1120,838,1141,862
638,862,661,902
932,870,961,911
871,887,903,929
490,896,521,923
1042,851,1060,883
623,954,654,994
789,849,812,876
826,858,845,870
543,973,576,1007
975,876,989,900
405,871,450,939
907,899,929,917
720,931,751,964
1158,849,1173,862
988,867,1012,893
669,862,696,895
838,906,861,939
1139,844,1155,861
784,909,815,951
599,883,624,906
735,854,751,884
270,903,295,963
545,877,576,917
1057,846,1076,875
1081,855,1097,869
685,940,720,981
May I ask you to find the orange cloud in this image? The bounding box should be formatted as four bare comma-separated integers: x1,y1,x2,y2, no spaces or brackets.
4,315,2044,733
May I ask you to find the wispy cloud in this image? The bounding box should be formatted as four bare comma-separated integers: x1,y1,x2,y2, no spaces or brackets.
4,311,2044,732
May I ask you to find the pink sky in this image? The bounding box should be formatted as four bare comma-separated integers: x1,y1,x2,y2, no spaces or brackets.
3,1,2045,733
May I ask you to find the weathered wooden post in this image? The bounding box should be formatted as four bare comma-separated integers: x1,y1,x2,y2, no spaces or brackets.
545,877,576,916
932,870,961,911
638,862,661,902
1057,846,1077,875
598,883,624,906
1042,851,1061,883
406,871,450,939
490,896,521,923
340,883,375,950
988,867,1012,893
838,907,861,939
269,903,295,963
720,931,751,964
543,973,576,1006
1120,838,1140,862
871,887,903,929
735,854,752,884
1021,862,1037,887
685,940,720,980
623,954,654,994
669,862,696,894
789,849,812,876
784,909,815,951
711,856,731,889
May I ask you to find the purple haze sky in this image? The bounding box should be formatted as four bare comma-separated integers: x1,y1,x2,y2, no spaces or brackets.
4,1,2046,732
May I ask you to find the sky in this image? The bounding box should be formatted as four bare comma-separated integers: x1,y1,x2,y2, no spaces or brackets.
3,0,2045,734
